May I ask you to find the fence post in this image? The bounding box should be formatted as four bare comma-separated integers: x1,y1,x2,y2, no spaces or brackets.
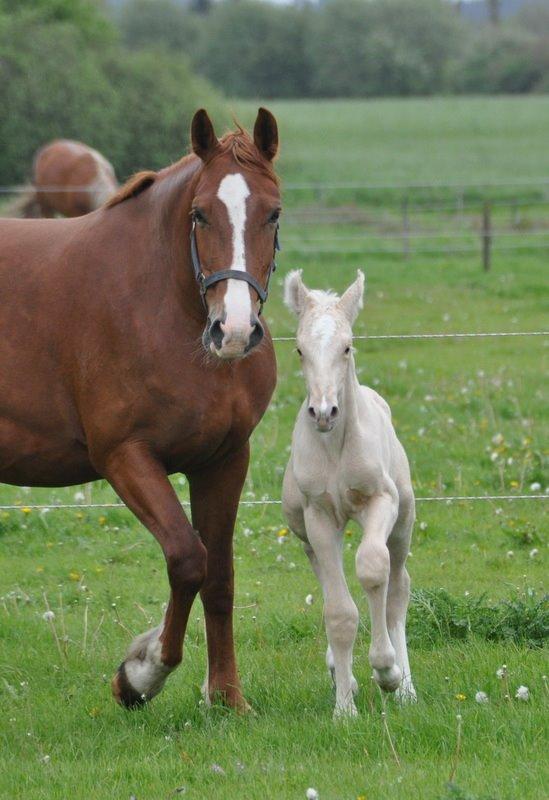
482,201,492,272
402,196,410,259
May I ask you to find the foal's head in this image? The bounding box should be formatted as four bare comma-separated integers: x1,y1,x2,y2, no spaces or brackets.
285,270,365,432
190,108,281,360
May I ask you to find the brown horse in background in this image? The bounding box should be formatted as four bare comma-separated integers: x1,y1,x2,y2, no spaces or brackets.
0,108,280,710
19,139,118,218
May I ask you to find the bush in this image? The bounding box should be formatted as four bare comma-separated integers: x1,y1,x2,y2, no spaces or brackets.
0,9,224,184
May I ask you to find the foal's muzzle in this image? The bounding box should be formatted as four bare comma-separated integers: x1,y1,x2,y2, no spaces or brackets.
204,314,264,359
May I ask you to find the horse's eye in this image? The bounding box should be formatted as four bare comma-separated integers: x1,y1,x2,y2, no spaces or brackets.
344,346,351,355
192,208,207,225
268,209,280,224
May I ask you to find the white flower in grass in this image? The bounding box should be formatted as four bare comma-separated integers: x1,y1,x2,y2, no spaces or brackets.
306,789,319,800
506,550,514,559
496,665,507,679
492,433,504,446
475,691,489,704
529,548,539,559
419,521,428,531
529,482,541,492
211,763,226,775
42,610,55,622
305,594,314,606
515,685,529,701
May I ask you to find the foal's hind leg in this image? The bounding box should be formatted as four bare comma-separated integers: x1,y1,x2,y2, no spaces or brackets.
101,442,207,708
189,445,250,712
387,492,416,703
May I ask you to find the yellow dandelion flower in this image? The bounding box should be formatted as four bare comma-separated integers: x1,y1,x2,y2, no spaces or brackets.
277,527,288,537
69,570,81,582
94,566,104,574
36,566,44,573
88,707,101,718
46,542,54,548
75,512,84,520
509,481,519,489
345,529,353,538
21,507,32,515
98,516,107,525
455,693,466,701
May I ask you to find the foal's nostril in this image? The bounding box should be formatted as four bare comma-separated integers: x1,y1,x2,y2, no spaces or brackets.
308,406,316,419
247,319,264,351
330,406,339,418
209,319,224,349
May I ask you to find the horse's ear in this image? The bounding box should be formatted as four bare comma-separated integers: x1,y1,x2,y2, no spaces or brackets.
284,270,309,316
338,270,365,324
191,109,219,162
254,107,278,161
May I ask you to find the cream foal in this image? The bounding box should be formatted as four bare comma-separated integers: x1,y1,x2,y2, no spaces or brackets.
282,270,416,718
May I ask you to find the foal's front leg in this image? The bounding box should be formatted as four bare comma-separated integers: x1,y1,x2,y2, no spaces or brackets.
101,443,207,708
189,445,250,712
355,490,402,692
304,506,359,719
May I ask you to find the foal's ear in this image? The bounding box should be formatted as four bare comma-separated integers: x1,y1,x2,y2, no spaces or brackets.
284,270,309,316
338,270,365,324
191,109,219,162
254,107,278,161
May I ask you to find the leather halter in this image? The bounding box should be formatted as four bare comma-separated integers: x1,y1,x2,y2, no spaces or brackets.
190,220,280,315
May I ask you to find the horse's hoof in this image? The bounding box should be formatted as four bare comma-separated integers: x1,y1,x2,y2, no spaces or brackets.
111,662,147,709
373,664,402,693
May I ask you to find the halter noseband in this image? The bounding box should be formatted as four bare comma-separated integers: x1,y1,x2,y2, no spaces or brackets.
190,220,280,315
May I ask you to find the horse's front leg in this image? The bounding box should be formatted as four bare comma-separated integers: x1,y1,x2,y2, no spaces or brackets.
100,442,207,708
188,444,250,712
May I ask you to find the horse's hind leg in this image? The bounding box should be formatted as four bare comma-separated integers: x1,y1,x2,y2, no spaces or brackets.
189,445,250,712
387,490,416,703
100,442,207,708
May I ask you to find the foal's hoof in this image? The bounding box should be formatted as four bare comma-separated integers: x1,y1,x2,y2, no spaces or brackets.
111,663,147,709
373,664,402,693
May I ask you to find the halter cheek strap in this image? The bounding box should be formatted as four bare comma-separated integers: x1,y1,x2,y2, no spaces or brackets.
190,221,280,315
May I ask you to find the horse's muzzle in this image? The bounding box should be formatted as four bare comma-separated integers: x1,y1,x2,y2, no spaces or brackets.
203,314,264,359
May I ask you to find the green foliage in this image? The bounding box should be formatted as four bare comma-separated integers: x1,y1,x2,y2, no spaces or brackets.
114,0,549,99
0,7,224,184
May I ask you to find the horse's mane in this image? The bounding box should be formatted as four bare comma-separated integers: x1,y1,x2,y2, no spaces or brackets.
106,124,278,209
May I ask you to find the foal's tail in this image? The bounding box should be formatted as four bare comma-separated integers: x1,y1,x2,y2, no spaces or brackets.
0,186,41,218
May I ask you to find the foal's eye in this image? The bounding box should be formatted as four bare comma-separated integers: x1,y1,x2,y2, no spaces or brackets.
344,346,351,355
268,209,281,224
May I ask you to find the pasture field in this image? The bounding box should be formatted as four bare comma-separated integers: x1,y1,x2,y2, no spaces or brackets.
1,98,548,800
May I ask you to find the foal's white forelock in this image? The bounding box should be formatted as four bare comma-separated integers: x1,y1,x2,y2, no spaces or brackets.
216,173,252,325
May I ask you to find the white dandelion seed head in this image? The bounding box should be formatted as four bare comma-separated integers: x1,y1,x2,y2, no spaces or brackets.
73,491,85,503
529,548,539,559
496,666,507,679
419,521,428,531
305,594,314,606
475,691,489,704
529,482,541,492
506,550,514,558
491,433,504,446
306,788,319,800
42,610,55,622
515,685,529,701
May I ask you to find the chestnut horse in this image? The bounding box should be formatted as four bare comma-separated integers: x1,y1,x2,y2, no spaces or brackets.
0,108,280,710
20,139,118,218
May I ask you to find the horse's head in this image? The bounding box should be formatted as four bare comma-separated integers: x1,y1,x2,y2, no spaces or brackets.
284,270,365,432
190,108,281,360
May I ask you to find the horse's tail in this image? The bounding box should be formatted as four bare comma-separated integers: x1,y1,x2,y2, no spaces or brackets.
0,186,41,218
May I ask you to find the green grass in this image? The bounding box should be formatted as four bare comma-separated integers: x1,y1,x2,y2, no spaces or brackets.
1,97,548,799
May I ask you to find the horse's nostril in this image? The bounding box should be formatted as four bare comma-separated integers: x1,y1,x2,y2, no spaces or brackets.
330,406,339,418
308,406,316,419
248,320,264,350
209,319,224,349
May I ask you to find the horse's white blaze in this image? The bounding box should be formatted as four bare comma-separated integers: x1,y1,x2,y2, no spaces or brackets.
311,314,336,347
217,173,252,330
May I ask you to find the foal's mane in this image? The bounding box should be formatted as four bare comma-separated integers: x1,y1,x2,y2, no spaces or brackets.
106,124,278,209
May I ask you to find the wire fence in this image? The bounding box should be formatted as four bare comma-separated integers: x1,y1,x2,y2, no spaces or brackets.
0,494,546,513
272,331,548,342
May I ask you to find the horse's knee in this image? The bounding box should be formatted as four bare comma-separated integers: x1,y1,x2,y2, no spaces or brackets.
356,541,390,590
165,535,207,594
325,601,359,645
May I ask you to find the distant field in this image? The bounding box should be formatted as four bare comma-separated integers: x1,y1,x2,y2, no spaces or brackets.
234,96,549,188
1,97,547,800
